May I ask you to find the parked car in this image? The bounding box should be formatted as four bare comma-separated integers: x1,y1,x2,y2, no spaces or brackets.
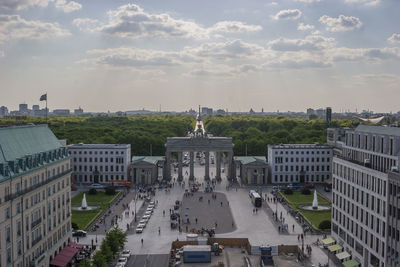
136,226,144,233
121,250,131,259
117,257,128,266
72,230,87,237
249,190,256,197
89,183,105,189
138,223,146,229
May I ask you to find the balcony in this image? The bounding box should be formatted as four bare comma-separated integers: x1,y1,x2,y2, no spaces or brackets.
4,169,72,202
31,218,42,229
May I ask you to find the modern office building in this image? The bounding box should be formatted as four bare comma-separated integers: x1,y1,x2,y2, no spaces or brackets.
387,171,400,266
52,110,70,116
0,106,8,117
331,125,400,267
268,144,332,184
326,107,332,124
73,108,83,115
0,125,72,267
68,144,131,184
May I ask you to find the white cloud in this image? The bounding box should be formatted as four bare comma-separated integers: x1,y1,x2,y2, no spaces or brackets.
72,18,101,32
0,14,70,42
388,33,400,44
100,4,208,40
319,15,362,32
55,0,81,13
344,0,381,6
209,21,262,34
268,35,335,51
267,2,278,6
0,0,51,10
273,9,302,20
297,23,315,31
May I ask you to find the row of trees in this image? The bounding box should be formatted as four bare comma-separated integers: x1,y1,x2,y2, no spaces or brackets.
203,115,359,155
78,227,127,267
0,114,359,156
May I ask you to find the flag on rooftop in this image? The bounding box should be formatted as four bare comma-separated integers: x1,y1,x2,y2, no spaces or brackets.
40,94,47,101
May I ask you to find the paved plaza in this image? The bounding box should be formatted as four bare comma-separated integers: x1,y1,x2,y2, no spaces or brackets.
76,155,336,266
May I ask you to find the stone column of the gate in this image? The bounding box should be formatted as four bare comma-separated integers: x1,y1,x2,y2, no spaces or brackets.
205,151,210,180
165,151,172,181
216,151,221,181
227,151,236,181
178,152,183,181
189,151,194,180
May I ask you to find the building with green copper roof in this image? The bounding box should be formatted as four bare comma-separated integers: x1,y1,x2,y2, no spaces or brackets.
0,124,72,267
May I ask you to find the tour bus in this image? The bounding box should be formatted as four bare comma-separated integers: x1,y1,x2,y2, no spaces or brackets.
250,192,262,207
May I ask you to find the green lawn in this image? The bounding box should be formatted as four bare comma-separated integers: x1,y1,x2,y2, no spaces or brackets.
71,191,120,230
280,191,331,230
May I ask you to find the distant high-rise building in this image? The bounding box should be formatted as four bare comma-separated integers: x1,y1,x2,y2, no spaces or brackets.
306,108,315,116
216,109,225,115
316,108,325,117
32,105,40,111
74,107,83,115
19,103,28,114
326,107,332,124
53,109,70,116
201,107,213,115
0,106,8,117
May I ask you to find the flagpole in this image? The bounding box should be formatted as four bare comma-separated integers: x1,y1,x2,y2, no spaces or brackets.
45,92,48,124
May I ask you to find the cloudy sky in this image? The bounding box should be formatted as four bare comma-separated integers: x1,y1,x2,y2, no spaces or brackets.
0,0,399,113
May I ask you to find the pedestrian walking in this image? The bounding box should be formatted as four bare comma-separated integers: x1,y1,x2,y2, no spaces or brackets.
195,218,198,224
297,234,300,241
292,224,295,232
215,221,218,228
158,227,161,235
278,226,281,233
141,238,143,245
220,201,223,207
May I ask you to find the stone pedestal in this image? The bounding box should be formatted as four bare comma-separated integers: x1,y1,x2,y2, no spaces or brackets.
216,151,221,181
189,151,194,180
178,152,183,181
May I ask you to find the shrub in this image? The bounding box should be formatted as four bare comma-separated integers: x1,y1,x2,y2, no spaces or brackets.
88,188,97,195
319,220,331,230
105,186,116,195
284,188,293,195
71,222,78,230
301,188,311,195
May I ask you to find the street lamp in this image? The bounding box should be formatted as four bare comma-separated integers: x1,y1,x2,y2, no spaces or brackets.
134,185,137,222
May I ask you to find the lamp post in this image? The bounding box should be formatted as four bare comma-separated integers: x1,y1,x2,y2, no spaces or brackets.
134,185,137,222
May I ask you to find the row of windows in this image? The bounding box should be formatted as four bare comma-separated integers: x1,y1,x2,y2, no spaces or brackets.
69,150,125,155
273,174,329,183
274,157,331,164
75,174,125,182
74,165,124,172
333,181,386,216
274,150,330,155
73,157,125,163
333,162,387,196
275,164,330,172
346,132,396,156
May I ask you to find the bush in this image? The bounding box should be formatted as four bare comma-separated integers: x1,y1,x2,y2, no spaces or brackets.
301,188,311,195
71,222,79,230
319,220,331,230
88,188,97,195
284,188,293,195
105,186,116,195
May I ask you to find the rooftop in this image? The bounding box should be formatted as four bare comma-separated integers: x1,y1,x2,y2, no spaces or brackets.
269,144,331,149
68,143,130,149
354,125,400,136
132,156,165,165
235,156,267,165
0,124,62,163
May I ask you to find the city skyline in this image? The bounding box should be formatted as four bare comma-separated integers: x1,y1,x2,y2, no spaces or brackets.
0,0,399,112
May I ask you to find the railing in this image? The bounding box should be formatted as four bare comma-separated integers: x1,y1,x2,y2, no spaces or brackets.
32,235,42,247
31,218,42,229
5,169,72,202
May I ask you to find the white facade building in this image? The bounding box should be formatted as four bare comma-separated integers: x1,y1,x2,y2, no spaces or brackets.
268,144,332,184
68,144,131,184
331,125,400,267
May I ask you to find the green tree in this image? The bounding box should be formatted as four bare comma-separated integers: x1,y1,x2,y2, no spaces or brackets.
78,258,92,267
92,251,107,267
100,241,113,263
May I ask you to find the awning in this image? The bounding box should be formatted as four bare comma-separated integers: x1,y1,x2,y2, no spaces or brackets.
322,237,335,245
50,246,79,267
336,251,351,260
343,259,360,267
68,242,83,249
328,244,342,252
